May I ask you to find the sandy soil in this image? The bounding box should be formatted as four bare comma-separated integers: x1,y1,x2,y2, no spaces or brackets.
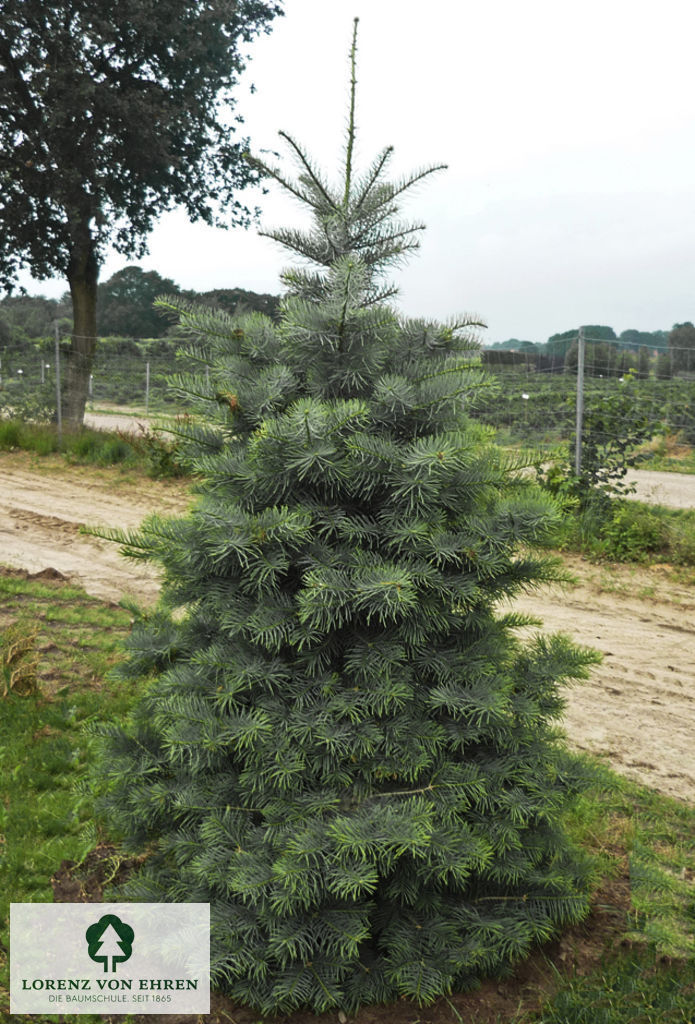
0,455,191,604
2,453,694,803
511,562,695,803
624,467,695,509
83,411,154,434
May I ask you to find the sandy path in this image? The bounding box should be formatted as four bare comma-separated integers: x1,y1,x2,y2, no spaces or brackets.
512,563,695,803
0,456,191,604
83,411,695,510
624,468,695,509
1,454,694,803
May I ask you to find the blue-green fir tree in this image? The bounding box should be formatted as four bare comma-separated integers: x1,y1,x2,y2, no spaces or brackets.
96,21,599,1014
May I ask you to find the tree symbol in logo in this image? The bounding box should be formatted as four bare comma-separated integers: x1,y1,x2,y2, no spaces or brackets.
85,914,134,973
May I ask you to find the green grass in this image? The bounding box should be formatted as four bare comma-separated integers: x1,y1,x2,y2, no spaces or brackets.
2,570,695,1024
0,418,186,477
562,762,695,959
0,570,140,1021
538,954,695,1023
0,418,137,463
635,434,695,475
547,499,695,567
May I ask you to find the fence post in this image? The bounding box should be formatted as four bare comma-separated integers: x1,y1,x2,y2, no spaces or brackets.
574,327,585,475
53,320,62,445
145,361,150,415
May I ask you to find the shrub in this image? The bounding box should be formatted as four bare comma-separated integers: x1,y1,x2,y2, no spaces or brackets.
115,424,188,478
0,380,56,423
600,503,668,562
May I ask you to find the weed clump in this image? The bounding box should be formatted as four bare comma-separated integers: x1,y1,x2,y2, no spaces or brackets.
1,623,39,697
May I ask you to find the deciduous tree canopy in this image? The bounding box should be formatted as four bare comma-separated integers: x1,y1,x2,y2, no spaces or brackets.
668,322,695,373
0,0,282,422
97,267,181,338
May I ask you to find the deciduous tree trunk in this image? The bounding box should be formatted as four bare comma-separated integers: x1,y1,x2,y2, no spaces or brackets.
64,234,99,427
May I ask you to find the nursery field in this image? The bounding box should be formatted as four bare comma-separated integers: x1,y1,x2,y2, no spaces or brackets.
2,451,695,1024
1,451,695,804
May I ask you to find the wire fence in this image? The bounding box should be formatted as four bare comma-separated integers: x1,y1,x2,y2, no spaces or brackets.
1,332,694,462
476,335,695,455
0,335,199,423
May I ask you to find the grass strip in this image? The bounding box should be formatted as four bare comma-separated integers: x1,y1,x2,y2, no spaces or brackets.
0,418,186,478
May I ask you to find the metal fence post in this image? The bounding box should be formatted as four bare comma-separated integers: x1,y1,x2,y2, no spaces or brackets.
145,361,150,415
574,327,585,475
53,320,62,445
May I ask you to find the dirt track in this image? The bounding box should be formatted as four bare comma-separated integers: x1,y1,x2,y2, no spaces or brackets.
1,453,694,803
0,456,190,604
624,467,695,509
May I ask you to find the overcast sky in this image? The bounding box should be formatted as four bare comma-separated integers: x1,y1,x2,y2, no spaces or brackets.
18,0,695,344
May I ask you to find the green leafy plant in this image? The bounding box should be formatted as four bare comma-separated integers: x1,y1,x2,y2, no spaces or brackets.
115,423,189,478
572,374,655,505
599,503,667,563
0,380,56,423
537,374,659,554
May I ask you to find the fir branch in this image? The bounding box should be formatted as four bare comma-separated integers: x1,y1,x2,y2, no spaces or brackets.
351,145,394,216
259,226,332,264
362,283,400,306
385,163,449,204
277,130,339,212
251,156,325,210
412,378,499,413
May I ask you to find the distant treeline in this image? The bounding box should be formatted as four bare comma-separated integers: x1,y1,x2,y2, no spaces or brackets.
3,283,694,379
0,265,281,344
484,323,695,377
489,325,669,354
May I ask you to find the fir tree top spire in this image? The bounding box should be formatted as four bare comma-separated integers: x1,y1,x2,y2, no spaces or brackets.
342,17,359,210
250,19,448,304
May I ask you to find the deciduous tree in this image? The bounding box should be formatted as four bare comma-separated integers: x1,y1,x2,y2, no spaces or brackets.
668,322,695,374
97,267,181,338
0,0,282,423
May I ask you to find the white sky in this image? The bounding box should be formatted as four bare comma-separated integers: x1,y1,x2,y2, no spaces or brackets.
18,0,695,344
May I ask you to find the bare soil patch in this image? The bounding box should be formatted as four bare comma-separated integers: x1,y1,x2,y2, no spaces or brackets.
84,409,162,434
0,452,190,603
512,559,695,803
2,451,694,803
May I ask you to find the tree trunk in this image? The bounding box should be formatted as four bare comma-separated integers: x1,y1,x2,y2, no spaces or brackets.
64,234,99,427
